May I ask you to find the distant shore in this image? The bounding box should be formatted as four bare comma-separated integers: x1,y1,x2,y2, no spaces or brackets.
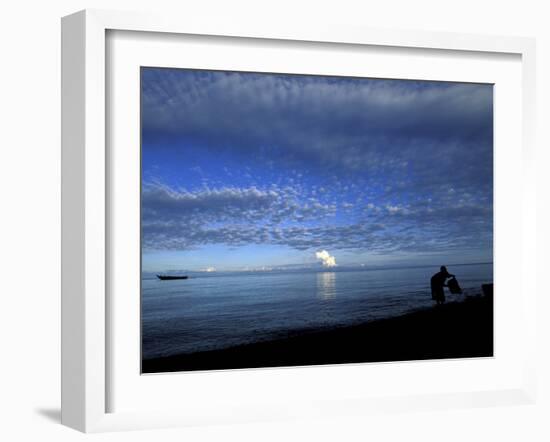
142,295,493,373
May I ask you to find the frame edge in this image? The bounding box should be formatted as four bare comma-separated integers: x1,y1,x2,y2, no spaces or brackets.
61,9,108,433
61,9,87,432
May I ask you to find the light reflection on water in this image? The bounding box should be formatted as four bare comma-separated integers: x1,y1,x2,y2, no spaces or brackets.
317,272,336,300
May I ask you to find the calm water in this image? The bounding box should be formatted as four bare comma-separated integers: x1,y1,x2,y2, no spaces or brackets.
141,263,493,359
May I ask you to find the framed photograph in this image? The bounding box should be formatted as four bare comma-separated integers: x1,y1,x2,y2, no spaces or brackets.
61,9,537,432
140,67,496,374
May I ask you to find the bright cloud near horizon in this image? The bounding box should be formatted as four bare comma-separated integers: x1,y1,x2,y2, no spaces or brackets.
141,68,493,272
316,250,337,268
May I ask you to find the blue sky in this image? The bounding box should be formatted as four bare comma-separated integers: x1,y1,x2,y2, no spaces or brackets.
141,68,493,272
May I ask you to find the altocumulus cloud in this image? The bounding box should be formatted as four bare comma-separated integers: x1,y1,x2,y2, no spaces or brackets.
141,68,493,263
141,181,492,255
142,182,337,225
142,69,492,180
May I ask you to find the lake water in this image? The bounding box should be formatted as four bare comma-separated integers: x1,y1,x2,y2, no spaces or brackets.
141,263,492,359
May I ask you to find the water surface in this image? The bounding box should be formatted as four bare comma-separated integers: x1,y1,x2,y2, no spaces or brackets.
142,263,492,359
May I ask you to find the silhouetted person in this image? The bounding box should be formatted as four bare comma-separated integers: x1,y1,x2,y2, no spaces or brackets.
431,266,455,305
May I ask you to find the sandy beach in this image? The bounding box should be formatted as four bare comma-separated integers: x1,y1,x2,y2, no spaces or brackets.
142,294,493,373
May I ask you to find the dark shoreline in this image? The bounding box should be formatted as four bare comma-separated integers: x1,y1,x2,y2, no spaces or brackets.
142,295,493,374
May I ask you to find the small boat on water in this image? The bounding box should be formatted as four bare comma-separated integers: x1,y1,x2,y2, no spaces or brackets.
156,275,189,280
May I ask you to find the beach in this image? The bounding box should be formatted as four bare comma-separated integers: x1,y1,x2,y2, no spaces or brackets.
142,294,493,373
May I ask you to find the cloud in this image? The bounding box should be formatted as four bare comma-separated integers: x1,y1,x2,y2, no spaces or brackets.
142,69,492,183
142,70,492,143
141,180,492,257
142,182,337,225
140,69,493,262
141,70,494,241
316,250,337,267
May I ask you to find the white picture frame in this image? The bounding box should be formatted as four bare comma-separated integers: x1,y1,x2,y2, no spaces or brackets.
61,9,537,433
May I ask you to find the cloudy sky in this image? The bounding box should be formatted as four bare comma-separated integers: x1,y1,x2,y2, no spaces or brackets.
141,67,493,272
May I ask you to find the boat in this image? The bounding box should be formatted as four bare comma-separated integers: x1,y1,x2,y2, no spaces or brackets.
156,275,189,280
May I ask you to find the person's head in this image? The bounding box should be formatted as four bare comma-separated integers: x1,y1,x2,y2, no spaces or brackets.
440,266,447,273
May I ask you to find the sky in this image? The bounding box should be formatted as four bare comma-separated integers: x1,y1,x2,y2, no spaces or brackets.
141,67,493,272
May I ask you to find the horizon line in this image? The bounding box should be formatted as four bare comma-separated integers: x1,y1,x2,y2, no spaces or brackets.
142,260,494,274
